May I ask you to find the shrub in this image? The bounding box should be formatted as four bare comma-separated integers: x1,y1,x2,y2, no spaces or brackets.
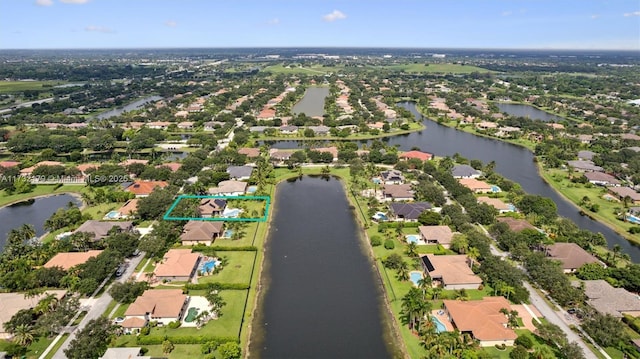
185,283,249,291
370,235,382,246
629,226,640,234
514,334,533,349
509,345,529,359
384,239,395,250
167,321,181,329
137,335,238,345
494,343,506,350
140,326,150,336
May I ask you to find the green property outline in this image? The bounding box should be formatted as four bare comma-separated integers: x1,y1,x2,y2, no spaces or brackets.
163,194,270,222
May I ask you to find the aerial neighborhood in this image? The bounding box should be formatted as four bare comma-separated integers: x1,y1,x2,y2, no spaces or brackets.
0,47,638,359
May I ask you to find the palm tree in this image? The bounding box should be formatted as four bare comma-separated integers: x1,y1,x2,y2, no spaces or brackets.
612,244,621,263
406,242,418,258
431,286,443,300
12,324,35,346
417,277,431,298
396,261,410,282
35,293,59,315
205,289,226,319
453,289,468,301
467,247,480,271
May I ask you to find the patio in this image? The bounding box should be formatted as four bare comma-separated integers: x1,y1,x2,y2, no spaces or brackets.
181,296,212,327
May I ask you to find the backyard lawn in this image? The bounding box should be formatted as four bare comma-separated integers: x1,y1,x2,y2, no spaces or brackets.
197,251,256,285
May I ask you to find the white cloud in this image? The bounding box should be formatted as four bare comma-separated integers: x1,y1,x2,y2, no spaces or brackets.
501,11,512,16
35,0,53,6
591,14,600,19
85,25,113,33
165,20,177,28
322,10,346,22
266,18,280,25
623,11,640,17
60,0,90,4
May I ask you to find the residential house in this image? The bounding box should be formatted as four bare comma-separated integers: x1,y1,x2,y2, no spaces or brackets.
451,164,481,178
180,221,224,246
100,347,152,359
124,180,169,197
44,250,104,271
584,172,621,187
177,121,194,130
382,184,414,201
226,165,253,180
153,249,201,282
567,160,604,172
0,291,67,339
156,162,182,173
458,178,492,193
477,197,513,213
207,180,247,196
421,254,482,290
545,243,603,273
389,202,432,222
279,125,299,134
108,199,138,219
398,150,433,162
204,121,225,131
249,126,269,134
307,125,330,136
608,187,640,204
0,161,20,168
174,110,189,119
580,280,640,318
147,121,171,130
418,226,454,248
74,220,134,241
313,147,339,162
443,297,518,347
380,170,405,185
19,161,63,177
496,217,537,232
238,147,261,158
198,198,227,218
123,289,188,327
269,149,296,163
119,159,149,167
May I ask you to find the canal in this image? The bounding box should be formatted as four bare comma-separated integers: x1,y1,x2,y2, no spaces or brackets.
251,176,393,359
0,193,82,251
496,103,565,122
292,87,330,118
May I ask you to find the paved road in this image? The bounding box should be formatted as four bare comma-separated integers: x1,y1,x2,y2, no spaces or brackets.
41,253,145,359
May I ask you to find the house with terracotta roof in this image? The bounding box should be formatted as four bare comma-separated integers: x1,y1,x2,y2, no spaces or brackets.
44,250,104,271
238,147,261,158
124,180,169,197
0,161,20,168
418,226,454,248
108,199,139,220
74,220,134,241
0,290,67,339
313,147,339,162
443,297,518,347
156,162,182,172
181,221,224,246
545,243,604,273
382,184,414,201
269,149,296,163
496,217,537,232
177,121,194,130
154,249,201,282
207,180,247,196
458,178,492,193
198,198,227,218
421,254,482,290
119,159,149,167
398,150,433,162
477,197,513,213
19,161,64,176
75,163,98,177
123,289,188,327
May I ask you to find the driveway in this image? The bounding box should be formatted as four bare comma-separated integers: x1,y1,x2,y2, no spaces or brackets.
41,253,145,359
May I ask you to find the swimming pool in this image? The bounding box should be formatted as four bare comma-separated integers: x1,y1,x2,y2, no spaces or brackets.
406,234,421,244
491,185,502,193
432,316,447,333
409,271,423,287
627,215,640,224
247,185,258,193
372,178,381,185
105,210,120,219
372,212,388,221
222,208,242,218
200,259,220,273
184,307,198,323
223,229,234,238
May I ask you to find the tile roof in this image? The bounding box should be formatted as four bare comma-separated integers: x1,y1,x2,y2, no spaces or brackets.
125,180,169,196
154,249,200,278
444,297,517,342
389,202,432,220
458,178,492,191
124,289,186,318
74,220,133,240
181,221,224,242
418,226,454,246
546,243,601,270
581,280,640,317
496,217,536,232
399,150,433,161
0,290,67,334
477,197,511,211
44,250,103,270
422,254,482,286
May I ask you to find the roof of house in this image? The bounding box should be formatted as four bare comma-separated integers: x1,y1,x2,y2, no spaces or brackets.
125,180,169,196
444,297,517,341
452,164,481,178
44,250,103,270
567,160,604,172
422,254,482,286
0,290,67,334
399,150,433,161
156,162,182,172
181,221,224,242
119,317,147,329
154,249,200,278
608,187,640,201
581,280,640,317
380,169,405,182
584,172,621,185
238,147,261,158
119,159,149,167
208,180,247,195
389,202,432,220
74,220,133,240
577,150,596,160
313,147,338,159
418,226,454,245
0,161,20,168
383,184,414,199
546,242,601,270
477,197,511,211
124,289,187,318
100,347,150,359
75,163,98,174
458,178,492,191
496,217,536,232
117,199,139,216
269,149,296,160
199,198,227,214
226,165,253,179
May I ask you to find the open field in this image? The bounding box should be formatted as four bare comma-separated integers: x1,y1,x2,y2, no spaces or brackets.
376,63,494,74
262,64,343,75
0,81,65,94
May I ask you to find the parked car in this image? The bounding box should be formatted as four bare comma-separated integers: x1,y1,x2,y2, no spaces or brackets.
115,264,127,277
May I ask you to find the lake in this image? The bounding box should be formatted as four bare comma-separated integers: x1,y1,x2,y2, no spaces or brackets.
0,193,82,251
95,95,163,120
292,86,330,118
250,176,393,359
496,103,564,122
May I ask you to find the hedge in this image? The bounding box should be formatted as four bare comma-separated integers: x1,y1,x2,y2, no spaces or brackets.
185,282,250,290
136,335,238,345
192,246,257,253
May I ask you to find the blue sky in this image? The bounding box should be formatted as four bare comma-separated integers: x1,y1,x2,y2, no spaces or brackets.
1,0,639,50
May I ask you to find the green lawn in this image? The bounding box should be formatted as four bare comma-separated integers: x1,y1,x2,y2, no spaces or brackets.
0,80,64,94
262,64,344,75
137,344,204,358
197,251,256,285
377,63,494,74
82,202,120,220
0,184,85,207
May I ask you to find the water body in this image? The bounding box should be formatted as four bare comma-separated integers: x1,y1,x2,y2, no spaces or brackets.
262,103,640,261
0,194,81,251
252,176,393,359
497,103,564,122
95,95,163,120
292,86,330,118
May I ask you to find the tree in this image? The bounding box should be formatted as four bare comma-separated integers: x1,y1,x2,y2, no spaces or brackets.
162,340,175,354
396,260,410,281
509,345,529,359
64,317,117,359
109,281,149,303
218,342,242,359
418,210,442,225
12,324,35,346
205,289,226,319
582,312,628,347
136,187,177,220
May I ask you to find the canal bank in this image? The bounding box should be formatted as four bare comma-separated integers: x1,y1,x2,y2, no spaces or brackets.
249,173,401,359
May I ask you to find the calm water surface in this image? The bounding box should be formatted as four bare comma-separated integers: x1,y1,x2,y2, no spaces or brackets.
0,194,81,251
252,176,392,359
95,95,163,120
496,103,564,122
292,87,330,118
